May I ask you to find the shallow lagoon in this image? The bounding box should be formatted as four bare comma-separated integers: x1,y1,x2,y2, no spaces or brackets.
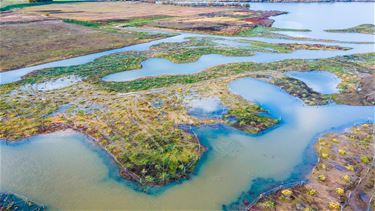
1,78,373,210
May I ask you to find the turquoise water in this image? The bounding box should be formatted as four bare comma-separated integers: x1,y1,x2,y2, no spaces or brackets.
1,78,373,210
1,3,374,210
285,71,341,94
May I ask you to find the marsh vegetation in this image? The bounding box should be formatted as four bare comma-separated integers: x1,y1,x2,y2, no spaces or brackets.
0,2,374,209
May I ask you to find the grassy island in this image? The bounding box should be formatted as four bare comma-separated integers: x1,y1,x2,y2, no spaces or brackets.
273,77,331,105
325,24,375,35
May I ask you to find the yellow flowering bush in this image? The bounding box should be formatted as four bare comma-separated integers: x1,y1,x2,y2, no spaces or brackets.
318,175,326,182
335,188,345,196
328,202,341,210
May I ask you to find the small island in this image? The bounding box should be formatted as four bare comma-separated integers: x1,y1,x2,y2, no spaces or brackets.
325,24,375,35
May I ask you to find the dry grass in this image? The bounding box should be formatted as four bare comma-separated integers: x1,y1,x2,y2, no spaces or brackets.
0,10,55,24
15,2,283,35
19,2,228,21
0,19,166,71
177,16,242,23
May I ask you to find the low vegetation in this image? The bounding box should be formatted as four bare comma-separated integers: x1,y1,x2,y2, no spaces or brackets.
224,106,279,134
325,24,375,35
63,19,101,28
120,16,172,27
150,38,255,61
273,77,331,105
237,25,310,38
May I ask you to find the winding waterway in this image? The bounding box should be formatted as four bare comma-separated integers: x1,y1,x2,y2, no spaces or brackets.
1,78,373,210
102,44,371,82
1,3,375,84
1,2,374,210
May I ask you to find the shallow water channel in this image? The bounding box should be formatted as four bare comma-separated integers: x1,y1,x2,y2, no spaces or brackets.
1,3,374,84
0,2,374,210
